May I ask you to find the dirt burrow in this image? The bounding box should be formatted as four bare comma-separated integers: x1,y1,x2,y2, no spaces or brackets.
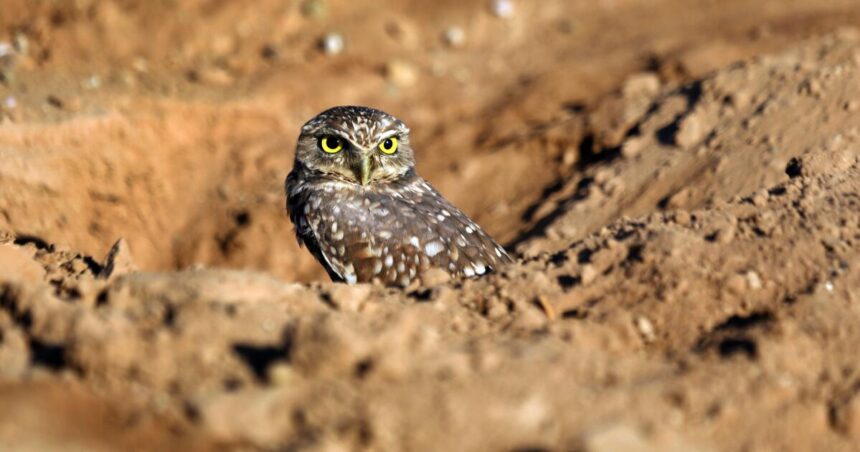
3,0,860,286
1,142,858,451
0,30,859,450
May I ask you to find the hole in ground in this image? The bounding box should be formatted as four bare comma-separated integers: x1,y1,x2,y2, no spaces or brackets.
232,343,289,381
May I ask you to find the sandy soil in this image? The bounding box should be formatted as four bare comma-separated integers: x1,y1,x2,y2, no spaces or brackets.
1,0,860,450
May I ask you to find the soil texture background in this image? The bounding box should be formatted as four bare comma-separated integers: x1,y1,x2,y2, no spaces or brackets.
1,0,860,450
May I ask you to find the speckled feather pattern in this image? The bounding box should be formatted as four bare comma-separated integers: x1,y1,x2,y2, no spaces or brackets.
286,106,512,287
301,105,401,149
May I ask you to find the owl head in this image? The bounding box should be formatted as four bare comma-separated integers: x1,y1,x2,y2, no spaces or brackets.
293,106,415,185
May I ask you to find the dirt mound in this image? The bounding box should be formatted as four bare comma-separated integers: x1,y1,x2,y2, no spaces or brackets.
2,1,860,450
3,0,860,283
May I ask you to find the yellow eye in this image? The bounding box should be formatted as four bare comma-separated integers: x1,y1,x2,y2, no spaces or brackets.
379,136,398,154
320,136,344,154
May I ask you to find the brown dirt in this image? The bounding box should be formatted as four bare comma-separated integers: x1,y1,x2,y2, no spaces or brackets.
1,0,860,450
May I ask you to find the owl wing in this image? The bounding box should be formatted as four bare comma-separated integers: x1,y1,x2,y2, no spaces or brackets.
403,179,514,274
287,202,346,283
309,176,512,286
286,173,350,283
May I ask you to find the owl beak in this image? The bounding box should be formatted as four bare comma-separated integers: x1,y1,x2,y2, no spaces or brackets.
358,154,372,186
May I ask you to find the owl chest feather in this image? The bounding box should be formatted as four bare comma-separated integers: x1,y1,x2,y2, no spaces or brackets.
287,171,511,286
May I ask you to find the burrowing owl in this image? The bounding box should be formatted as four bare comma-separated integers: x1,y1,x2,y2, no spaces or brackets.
286,106,512,287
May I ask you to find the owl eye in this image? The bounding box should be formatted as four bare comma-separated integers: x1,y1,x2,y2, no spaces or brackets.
379,136,399,154
319,136,344,154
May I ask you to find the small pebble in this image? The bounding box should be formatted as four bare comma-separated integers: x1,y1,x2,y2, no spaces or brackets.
12,34,28,54
0,42,13,59
487,302,509,320
320,33,345,55
0,42,16,76
562,149,576,166
384,60,418,87
673,210,691,226
745,271,762,290
84,75,102,89
442,26,466,48
490,0,515,18
132,57,149,73
622,72,660,98
621,136,647,158
327,284,371,311
750,190,768,207
675,113,704,148
580,265,597,286
636,316,656,342
268,363,298,386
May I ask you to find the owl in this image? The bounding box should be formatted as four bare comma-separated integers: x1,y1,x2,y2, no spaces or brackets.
286,106,512,287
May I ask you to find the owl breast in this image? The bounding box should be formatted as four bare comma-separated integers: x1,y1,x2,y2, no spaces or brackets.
287,170,511,287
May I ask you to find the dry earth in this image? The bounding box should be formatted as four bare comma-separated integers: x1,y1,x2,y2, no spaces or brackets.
1,0,860,450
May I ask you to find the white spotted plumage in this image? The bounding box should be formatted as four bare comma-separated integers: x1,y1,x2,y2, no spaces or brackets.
286,106,513,287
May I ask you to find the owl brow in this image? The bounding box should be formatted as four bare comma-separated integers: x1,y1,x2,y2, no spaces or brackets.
374,130,400,143
316,128,356,144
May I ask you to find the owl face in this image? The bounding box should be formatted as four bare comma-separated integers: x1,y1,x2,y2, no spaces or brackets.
294,106,415,185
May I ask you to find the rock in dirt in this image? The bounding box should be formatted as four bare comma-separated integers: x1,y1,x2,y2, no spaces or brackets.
675,111,705,148
622,72,661,98
326,283,371,311
443,26,466,48
320,33,345,55
489,0,515,18
385,60,418,86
